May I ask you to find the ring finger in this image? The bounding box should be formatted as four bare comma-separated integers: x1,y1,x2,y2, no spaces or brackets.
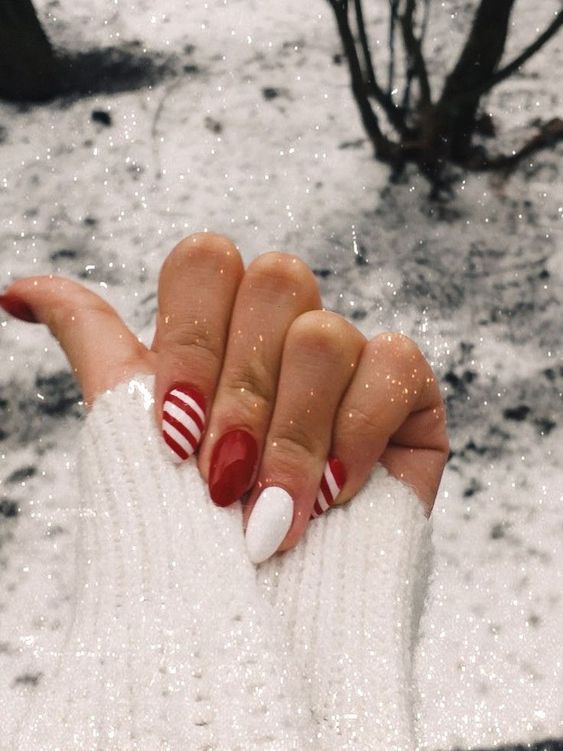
242,309,367,564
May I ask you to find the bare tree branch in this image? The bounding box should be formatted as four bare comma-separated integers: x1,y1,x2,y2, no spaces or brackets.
420,0,432,49
399,0,432,106
468,117,563,172
401,0,430,115
353,0,378,90
468,8,563,99
327,0,563,190
353,0,406,132
388,0,399,94
400,71,414,115
329,0,398,161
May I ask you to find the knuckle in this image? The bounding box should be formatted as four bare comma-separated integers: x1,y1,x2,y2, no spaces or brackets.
340,404,381,438
168,231,241,270
269,427,326,467
431,400,451,452
369,332,437,405
442,427,451,456
287,309,364,357
161,319,223,369
371,331,424,365
176,230,237,256
50,300,110,332
224,363,274,416
246,251,319,300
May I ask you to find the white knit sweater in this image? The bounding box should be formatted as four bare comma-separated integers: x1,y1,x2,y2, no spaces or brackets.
11,374,433,751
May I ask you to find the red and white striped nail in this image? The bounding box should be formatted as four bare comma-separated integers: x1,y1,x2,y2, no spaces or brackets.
161,383,207,463
310,456,346,520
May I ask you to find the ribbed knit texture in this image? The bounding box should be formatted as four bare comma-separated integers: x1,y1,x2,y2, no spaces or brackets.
11,374,433,750
257,466,433,750
13,376,317,751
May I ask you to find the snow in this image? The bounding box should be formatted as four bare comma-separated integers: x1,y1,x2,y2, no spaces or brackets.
1,0,562,748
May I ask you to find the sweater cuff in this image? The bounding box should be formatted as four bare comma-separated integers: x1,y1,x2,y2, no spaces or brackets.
256,463,433,751
15,374,316,751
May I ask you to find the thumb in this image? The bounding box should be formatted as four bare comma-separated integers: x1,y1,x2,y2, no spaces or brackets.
0,276,153,405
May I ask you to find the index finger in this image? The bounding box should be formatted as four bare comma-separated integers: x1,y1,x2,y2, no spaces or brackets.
151,232,245,462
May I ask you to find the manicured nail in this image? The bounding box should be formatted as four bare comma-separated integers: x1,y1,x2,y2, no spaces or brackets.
161,383,206,462
310,456,347,520
245,486,294,564
208,429,258,507
0,294,38,323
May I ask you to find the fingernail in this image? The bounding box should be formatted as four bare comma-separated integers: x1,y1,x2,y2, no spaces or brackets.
161,383,207,463
245,486,294,564
0,294,38,323
208,429,258,507
310,455,347,520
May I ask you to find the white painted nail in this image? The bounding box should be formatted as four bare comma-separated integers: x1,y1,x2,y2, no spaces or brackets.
245,486,294,564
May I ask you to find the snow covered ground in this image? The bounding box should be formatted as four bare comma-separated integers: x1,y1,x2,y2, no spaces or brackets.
0,0,562,748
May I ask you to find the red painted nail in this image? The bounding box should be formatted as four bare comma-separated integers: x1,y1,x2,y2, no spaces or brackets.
161,383,207,463
310,455,347,520
0,294,38,323
208,429,258,507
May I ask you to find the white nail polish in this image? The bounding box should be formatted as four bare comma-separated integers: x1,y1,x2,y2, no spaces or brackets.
245,486,294,564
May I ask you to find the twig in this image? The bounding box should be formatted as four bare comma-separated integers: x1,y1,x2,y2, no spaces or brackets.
468,117,563,172
388,0,399,94
329,0,398,160
353,0,378,90
399,0,432,106
353,0,405,132
420,0,431,48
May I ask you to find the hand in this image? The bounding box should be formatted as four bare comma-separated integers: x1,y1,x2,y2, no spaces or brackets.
0,232,449,563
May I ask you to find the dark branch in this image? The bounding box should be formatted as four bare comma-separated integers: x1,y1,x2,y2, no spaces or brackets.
353,0,406,132
420,0,432,49
401,54,415,114
353,0,378,91
399,0,432,106
466,117,563,172
474,8,563,98
329,0,399,161
388,0,399,94
406,0,431,113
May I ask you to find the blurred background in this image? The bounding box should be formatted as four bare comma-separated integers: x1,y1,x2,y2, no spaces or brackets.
0,1,562,748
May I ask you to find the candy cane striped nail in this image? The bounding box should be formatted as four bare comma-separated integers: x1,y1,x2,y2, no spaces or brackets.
161,384,206,463
310,456,347,519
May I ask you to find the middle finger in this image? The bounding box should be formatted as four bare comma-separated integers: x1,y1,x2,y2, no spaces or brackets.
197,251,322,502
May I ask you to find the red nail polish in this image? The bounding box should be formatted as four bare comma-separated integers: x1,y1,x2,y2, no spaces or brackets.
209,429,258,507
162,383,207,463
310,455,347,519
0,294,38,323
